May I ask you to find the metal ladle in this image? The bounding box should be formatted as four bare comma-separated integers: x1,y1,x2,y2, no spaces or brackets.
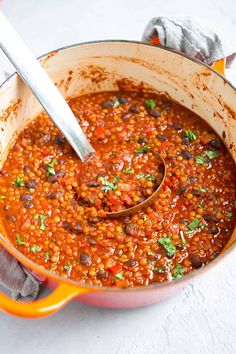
0,12,166,217
0,11,94,162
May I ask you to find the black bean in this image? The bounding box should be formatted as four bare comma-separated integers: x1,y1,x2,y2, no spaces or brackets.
23,165,30,174
56,170,66,178
191,189,201,197
25,178,37,189
70,222,83,234
129,106,140,114
190,255,203,269
212,216,220,223
181,136,190,146
86,181,100,187
137,138,146,144
48,170,65,183
122,112,131,120
210,139,221,150
124,223,136,235
156,134,168,142
161,102,171,110
124,259,137,267
79,253,91,265
203,214,213,222
172,123,182,131
87,237,97,245
181,150,193,160
209,226,219,235
20,194,33,201
97,270,108,280
177,185,187,195
55,136,65,145
149,109,160,118
49,191,63,199
101,100,114,108
117,95,128,104
62,221,70,230
24,202,33,209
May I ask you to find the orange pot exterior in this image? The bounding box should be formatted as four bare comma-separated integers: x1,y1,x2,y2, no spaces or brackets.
0,41,234,318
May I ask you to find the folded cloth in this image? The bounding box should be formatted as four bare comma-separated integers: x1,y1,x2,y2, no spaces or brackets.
0,246,40,301
142,16,235,67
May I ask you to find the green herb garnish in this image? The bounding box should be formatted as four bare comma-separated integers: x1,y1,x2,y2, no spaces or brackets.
154,267,163,273
180,231,186,245
89,198,94,204
46,159,57,177
226,212,233,218
38,214,46,231
197,203,204,209
29,188,34,193
113,175,120,183
123,167,134,174
64,265,72,271
101,180,118,192
16,234,25,246
113,100,120,107
144,99,156,110
185,130,197,141
13,177,25,187
196,156,205,165
143,215,147,222
134,145,151,154
45,251,50,261
113,272,123,280
199,187,206,193
31,245,42,253
158,237,176,257
173,264,184,279
187,218,200,231
204,150,219,159
136,174,155,181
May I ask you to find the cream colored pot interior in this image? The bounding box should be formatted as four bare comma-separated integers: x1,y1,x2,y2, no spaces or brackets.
0,41,235,249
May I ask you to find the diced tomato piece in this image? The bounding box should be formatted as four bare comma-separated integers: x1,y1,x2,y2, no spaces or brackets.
109,264,122,274
94,126,106,139
122,195,133,206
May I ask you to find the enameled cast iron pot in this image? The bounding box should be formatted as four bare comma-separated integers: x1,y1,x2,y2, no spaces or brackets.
0,41,235,318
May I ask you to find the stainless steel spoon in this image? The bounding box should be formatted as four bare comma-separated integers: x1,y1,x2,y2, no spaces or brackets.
0,11,94,162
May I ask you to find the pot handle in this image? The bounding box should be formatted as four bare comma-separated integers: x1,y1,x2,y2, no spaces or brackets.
0,283,90,318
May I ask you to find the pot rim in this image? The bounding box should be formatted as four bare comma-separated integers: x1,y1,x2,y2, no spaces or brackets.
0,39,235,293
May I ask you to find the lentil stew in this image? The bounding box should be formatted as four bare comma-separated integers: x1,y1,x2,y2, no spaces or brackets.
0,91,235,288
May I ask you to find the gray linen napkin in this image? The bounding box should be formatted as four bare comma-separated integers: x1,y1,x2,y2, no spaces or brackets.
142,16,235,67
0,246,39,301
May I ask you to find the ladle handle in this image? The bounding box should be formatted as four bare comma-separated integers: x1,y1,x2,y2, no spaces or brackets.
0,11,94,162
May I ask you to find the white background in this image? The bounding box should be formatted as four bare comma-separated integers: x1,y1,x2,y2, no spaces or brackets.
0,1,235,354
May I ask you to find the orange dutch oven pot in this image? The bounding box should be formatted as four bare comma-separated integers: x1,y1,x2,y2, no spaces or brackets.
0,41,235,318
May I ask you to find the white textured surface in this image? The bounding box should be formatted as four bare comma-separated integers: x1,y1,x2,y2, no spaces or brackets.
0,1,235,353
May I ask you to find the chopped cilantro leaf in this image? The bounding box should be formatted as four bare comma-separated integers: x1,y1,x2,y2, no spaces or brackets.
158,237,176,257
13,177,25,187
45,251,50,261
199,187,206,193
46,159,57,177
31,245,42,253
204,150,219,159
64,265,72,271
16,234,25,246
197,203,204,209
180,230,186,245
185,130,197,141
123,167,134,174
113,100,120,107
136,174,155,181
89,198,94,204
154,267,163,273
187,218,200,231
196,156,205,165
173,264,184,279
113,272,123,280
143,215,147,222
226,212,232,218
101,180,118,192
35,213,46,231
134,145,151,154
113,175,120,183
144,99,156,110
